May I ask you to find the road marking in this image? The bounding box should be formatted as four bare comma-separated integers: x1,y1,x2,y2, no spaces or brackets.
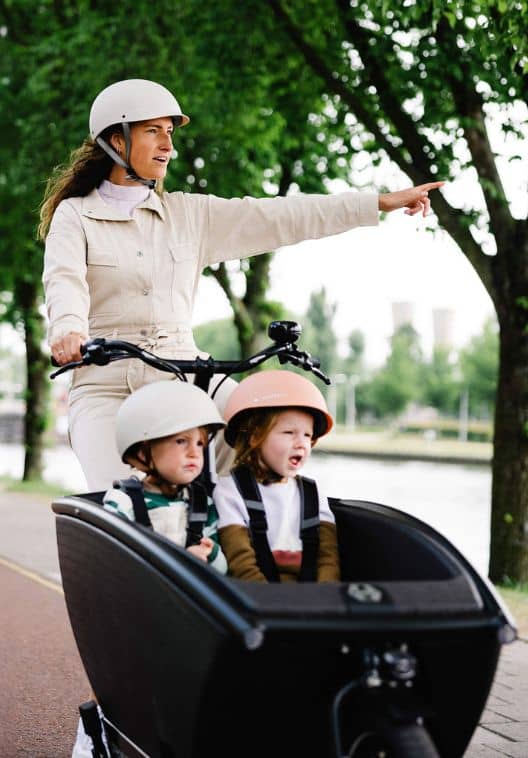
0,555,63,596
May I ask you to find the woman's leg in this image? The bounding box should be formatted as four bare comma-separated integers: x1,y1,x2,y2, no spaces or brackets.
208,374,237,477
68,360,133,491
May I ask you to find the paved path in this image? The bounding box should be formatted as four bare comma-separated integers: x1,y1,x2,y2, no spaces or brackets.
0,489,527,757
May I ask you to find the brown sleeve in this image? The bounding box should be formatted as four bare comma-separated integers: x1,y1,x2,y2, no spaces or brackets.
317,522,341,582
218,525,267,582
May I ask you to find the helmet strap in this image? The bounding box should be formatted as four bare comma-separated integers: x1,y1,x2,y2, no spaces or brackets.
96,122,156,190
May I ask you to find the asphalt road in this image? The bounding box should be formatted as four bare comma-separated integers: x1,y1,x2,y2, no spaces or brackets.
0,561,90,757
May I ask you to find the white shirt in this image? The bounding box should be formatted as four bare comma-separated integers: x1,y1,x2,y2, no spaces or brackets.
214,475,334,552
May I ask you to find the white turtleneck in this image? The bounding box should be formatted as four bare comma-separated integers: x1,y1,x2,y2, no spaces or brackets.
97,179,150,218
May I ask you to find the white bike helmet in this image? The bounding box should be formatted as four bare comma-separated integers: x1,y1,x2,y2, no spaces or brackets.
89,78,189,187
116,381,225,462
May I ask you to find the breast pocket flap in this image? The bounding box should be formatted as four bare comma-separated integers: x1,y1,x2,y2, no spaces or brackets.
86,248,119,267
169,243,194,263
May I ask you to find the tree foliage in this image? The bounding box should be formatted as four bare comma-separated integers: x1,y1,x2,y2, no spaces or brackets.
199,0,526,581
459,316,499,417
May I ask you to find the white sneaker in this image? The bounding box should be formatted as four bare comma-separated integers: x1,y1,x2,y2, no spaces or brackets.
71,715,95,758
71,706,110,758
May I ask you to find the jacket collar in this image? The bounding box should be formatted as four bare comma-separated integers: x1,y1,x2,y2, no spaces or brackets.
81,187,165,221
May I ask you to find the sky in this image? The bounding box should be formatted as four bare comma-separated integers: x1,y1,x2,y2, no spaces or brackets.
192,205,496,368
191,100,527,368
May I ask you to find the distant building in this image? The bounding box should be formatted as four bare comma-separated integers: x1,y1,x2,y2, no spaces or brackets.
392,301,415,332
432,307,455,350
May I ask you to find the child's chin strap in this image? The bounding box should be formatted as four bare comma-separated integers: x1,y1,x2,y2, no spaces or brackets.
231,465,320,582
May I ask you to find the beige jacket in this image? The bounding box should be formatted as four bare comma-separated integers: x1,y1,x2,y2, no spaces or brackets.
42,188,378,349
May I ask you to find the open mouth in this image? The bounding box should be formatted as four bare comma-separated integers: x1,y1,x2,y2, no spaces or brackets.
289,455,303,467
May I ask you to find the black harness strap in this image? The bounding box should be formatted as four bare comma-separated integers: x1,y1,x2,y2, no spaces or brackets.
231,466,320,582
232,466,280,583
111,478,208,547
185,481,208,547
297,476,320,582
112,477,153,528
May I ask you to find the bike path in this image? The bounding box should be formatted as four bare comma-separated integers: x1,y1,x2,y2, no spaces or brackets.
0,561,90,757
0,489,527,757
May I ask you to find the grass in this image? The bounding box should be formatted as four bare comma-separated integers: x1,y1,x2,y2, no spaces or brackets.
0,475,65,497
496,584,528,637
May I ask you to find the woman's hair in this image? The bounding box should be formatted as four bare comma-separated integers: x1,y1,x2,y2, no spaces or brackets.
232,409,285,484
38,128,118,240
125,427,209,498
37,123,164,240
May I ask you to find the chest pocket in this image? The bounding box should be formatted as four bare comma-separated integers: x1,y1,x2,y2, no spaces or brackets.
168,243,197,313
86,247,121,317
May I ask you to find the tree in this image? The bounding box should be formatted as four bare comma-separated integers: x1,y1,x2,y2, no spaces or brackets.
362,324,424,418
459,317,499,418
0,1,295,474
421,348,460,415
193,318,240,362
301,288,339,380
208,0,527,581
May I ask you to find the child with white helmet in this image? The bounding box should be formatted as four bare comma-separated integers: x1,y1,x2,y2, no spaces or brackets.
72,380,228,757
213,370,340,583
103,379,228,574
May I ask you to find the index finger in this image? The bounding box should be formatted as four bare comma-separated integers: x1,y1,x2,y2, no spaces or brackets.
417,181,445,191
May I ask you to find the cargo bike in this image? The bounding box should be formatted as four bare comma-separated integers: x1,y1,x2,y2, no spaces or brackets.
50,321,516,758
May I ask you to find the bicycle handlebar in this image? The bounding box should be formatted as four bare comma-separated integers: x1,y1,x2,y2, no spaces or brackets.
49,321,332,387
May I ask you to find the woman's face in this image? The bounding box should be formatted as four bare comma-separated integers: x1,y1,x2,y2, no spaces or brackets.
110,117,174,184
257,409,314,481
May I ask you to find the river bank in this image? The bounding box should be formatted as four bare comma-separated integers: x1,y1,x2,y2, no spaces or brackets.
316,428,492,465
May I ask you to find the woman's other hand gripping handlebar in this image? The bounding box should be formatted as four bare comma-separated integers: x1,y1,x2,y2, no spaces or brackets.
51,331,87,365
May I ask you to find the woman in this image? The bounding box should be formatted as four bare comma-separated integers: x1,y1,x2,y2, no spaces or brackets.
40,78,443,491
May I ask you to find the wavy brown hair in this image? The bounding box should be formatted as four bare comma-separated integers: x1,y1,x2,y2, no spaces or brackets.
38,124,164,240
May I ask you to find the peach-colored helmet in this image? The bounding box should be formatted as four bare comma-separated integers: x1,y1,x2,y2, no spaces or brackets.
223,370,333,447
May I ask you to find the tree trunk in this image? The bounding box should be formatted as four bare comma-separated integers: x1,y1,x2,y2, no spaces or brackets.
17,280,49,481
489,321,528,583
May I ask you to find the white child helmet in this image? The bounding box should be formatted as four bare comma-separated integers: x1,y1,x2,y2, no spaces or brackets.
89,78,189,187
116,381,225,462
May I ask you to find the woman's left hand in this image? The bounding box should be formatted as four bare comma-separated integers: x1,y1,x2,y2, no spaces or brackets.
379,181,445,217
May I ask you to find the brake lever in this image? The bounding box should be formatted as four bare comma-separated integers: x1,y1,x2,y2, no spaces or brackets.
50,359,86,379
277,348,331,384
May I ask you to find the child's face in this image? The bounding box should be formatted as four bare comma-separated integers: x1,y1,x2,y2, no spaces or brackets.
258,409,314,481
150,427,204,486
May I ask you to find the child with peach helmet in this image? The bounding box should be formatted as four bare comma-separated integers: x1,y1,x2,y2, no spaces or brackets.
213,370,340,583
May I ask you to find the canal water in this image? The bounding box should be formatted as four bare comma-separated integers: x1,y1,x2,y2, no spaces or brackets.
1,443,491,577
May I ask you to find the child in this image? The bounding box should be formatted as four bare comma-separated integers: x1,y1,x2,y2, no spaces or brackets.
72,380,229,757
213,370,340,583
103,379,228,573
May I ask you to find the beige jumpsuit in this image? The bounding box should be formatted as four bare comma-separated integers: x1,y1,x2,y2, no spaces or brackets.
43,187,378,490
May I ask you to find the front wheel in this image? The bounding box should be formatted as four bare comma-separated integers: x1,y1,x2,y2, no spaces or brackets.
348,723,439,758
